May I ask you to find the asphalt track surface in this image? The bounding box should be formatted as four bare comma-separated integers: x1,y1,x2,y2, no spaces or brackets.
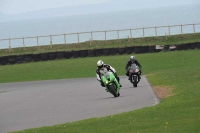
0,76,160,133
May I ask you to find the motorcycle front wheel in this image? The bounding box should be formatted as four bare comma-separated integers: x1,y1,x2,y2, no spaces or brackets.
133,76,138,87
108,83,118,97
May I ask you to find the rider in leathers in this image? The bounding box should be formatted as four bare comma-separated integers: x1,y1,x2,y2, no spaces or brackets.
125,56,142,80
96,60,122,87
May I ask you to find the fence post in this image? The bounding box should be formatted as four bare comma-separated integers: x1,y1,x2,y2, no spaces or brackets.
117,30,119,40
64,34,66,44
91,31,93,41
155,27,157,37
105,31,107,42
181,25,183,36
9,38,11,53
50,35,52,48
77,33,79,44
37,36,39,46
193,24,196,35
143,28,145,38
168,26,170,36
23,37,25,49
130,29,132,39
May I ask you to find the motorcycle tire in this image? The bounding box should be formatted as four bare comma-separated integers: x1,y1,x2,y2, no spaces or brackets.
133,76,138,87
108,83,118,97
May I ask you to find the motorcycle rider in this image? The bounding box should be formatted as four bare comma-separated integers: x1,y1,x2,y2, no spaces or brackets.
96,60,122,87
125,55,142,80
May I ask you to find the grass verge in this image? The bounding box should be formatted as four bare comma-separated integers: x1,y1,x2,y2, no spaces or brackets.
1,33,200,56
3,49,200,133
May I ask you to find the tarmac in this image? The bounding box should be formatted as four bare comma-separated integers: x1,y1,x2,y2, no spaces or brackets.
0,76,159,133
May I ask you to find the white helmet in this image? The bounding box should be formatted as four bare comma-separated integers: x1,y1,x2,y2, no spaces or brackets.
130,56,135,59
97,60,104,69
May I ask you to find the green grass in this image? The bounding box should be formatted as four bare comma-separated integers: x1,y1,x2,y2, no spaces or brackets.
3,49,200,133
1,32,200,56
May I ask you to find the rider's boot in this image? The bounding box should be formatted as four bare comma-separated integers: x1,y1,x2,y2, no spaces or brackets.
118,92,120,96
128,75,131,80
138,74,141,82
116,76,122,87
119,83,122,87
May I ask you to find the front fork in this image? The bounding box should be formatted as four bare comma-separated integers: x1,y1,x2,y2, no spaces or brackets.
130,74,140,83
102,76,120,94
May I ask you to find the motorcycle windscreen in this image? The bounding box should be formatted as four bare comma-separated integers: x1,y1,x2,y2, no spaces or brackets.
101,71,115,83
130,63,138,69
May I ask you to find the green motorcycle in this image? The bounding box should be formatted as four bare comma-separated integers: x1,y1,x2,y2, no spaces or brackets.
101,71,121,97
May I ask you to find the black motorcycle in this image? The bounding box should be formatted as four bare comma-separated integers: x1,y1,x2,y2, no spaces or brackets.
128,63,141,87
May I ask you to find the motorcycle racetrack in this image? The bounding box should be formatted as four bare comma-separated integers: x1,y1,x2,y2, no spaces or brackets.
0,76,159,133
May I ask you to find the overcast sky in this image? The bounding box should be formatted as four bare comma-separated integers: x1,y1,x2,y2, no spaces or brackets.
0,0,110,14
0,0,199,15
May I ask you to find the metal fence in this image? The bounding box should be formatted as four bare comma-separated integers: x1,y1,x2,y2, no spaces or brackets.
0,23,200,50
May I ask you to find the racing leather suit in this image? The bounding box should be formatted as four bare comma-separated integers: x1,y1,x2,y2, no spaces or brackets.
96,64,120,87
125,59,142,79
